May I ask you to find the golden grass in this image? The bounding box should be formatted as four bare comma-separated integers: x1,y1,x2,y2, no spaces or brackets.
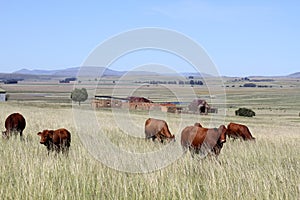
0,97,299,199
0,77,299,199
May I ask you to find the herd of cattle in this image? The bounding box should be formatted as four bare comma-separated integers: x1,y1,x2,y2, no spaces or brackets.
2,113,255,157
145,118,255,156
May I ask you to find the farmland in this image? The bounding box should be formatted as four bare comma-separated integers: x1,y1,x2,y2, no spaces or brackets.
0,76,299,199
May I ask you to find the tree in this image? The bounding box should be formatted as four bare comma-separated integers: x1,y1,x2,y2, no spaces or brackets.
190,80,194,86
235,107,255,117
71,88,88,106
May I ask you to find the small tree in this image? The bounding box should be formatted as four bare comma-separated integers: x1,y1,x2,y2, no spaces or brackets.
71,88,88,106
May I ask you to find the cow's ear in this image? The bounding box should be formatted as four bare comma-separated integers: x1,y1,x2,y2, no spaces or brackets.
37,132,41,136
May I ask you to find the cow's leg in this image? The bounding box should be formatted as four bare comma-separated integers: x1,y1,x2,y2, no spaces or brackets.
20,131,24,141
62,146,70,156
189,147,196,158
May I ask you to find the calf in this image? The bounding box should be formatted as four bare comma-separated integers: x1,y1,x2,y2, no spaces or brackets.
37,128,71,154
2,113,26,140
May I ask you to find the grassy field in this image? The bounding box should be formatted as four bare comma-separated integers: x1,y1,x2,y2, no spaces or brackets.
0,78,299,199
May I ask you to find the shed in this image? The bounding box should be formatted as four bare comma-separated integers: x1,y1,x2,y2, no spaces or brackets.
188,99,210,115
91,96,123,108
0,88,6,102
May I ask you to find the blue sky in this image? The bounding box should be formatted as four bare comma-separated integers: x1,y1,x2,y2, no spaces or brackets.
0,0,299,76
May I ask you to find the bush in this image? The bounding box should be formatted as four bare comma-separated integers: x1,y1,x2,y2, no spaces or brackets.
235,107,255,117
243,83,256,87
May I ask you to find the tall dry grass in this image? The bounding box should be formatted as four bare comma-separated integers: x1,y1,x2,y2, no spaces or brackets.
0,102,299,199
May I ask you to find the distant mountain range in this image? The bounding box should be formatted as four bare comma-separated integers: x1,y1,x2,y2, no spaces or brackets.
12,67,208,78
0,67,298,79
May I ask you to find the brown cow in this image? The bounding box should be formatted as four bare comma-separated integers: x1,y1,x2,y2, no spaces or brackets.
144,118,175,143
37,128,71,154
2,113,26,140
181,125,227,157
226,122,255,140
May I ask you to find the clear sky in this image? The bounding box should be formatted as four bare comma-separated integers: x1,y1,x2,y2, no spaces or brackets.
0,0,299,76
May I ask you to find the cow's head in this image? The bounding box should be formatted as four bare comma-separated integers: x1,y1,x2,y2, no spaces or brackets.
167,134,176,142
217,125,227,145
157,133,175,143
209,125,227,156
37,130,54,145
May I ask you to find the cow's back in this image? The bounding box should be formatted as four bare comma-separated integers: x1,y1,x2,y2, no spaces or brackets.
181,126,207,149
5,113,26,132
180,126,195,148
145,118,165,137
53,128,71,146
227,122,254,140
226,123,240,138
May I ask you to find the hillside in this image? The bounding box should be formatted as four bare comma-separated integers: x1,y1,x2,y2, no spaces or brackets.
288,72,300,78
7,67,300,80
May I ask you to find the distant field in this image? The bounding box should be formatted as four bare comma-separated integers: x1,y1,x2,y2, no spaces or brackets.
0,77,299,199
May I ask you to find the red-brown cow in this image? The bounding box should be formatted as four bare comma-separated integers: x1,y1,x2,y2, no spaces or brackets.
144,118,175,143
2,113,26,140
181,125,227,156
37,128,71,154
226,122,255,140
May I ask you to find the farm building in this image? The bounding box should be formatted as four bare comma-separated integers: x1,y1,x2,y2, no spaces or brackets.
0,88,6,102
188,99,210,114
208,107,218,114
127,96,153,103
92,95,183,113
121,96,154,110
160,103,180,113
91,96,123,108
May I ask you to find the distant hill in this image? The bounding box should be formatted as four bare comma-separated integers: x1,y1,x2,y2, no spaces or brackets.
14,68,60,76
288,72,300,78
10,67,300,79
13,67,125,77
13,67,166,77
0,73,40,81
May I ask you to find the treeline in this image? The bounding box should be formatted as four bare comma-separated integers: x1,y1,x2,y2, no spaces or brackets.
135,80,203,85
232,77,274,82
241,83,273,88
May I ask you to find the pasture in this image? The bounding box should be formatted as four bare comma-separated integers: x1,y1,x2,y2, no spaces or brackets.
0,77,299,199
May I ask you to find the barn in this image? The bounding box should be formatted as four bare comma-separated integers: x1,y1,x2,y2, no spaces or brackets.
91,96,123,108
188,99,210,114
0,88,6,102
92,95,184,113
122,96,154,110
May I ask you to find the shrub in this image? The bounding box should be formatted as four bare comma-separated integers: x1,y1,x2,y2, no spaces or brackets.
243,83,256,87
235,107,256,117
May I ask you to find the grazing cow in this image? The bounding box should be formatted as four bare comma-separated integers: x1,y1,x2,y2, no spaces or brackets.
226,122,255,140
37,128,71,154
144,118,175,143
181,125,227,156
2,113,26,139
